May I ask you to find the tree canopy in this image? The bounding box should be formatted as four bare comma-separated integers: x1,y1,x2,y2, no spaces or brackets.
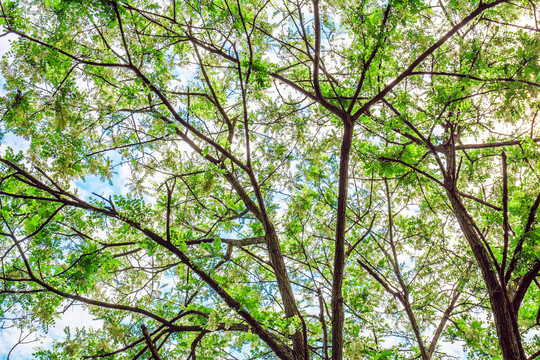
1,0,540,359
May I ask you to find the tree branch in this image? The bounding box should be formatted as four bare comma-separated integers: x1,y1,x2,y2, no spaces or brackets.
141,325,163,360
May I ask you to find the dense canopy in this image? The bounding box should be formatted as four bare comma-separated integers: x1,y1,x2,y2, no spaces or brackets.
1,0,540,359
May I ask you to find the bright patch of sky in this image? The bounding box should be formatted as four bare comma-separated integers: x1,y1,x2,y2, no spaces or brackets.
73,151,131,200
0,132,29,156
1,305,103,360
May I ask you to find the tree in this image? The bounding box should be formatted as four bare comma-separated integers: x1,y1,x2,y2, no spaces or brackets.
0,0,539,359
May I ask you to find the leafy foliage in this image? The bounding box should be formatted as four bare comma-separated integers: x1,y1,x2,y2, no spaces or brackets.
0,0,540,359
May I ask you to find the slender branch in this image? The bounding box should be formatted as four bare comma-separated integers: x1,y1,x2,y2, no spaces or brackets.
410,71,540,88
8,30,130,68
428,262,471,356
513,260,540,313
165,179,176,243
356,259,399,297
317,289,329,360
505,191,540,282
185,236,266,246
187,331,208,360
501,152,509,280
113,2,133,64
141,325,163,360
347,3,391,114
345,215,376,258
378,156,444,187
311,0,343,116
528,348,540,360
450,137,540,151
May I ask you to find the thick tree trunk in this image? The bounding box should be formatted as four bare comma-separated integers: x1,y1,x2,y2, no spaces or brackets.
445,189,526,360
331,121,354,360
490,292,525,360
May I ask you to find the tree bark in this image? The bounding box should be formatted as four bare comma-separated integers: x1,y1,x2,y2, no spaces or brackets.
331,121,354,360
266,229,309,360
445,189,526,360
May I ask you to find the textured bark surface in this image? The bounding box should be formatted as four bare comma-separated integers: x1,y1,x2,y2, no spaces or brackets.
330,122,354,360
266,229,309,360
446,189,526,360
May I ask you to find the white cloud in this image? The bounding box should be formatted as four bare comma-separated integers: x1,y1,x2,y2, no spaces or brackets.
439,340,466,359
0,305,103,360
0,327,40,360
0,133,30,156
73,151,132,201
